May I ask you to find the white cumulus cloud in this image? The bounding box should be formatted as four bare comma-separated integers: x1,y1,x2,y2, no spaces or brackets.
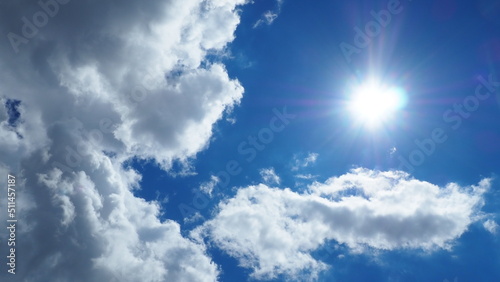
194,168,491,280
0,0,250,281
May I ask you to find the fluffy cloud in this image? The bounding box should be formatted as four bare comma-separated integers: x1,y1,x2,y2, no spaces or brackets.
195,168,491,280
0,0,248,281
1,0,247,172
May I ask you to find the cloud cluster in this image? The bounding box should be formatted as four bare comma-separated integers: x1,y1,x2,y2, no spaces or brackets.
195,168,491,280
0,0,248,281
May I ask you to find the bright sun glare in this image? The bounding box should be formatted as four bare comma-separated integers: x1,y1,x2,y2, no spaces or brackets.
348,80,407,128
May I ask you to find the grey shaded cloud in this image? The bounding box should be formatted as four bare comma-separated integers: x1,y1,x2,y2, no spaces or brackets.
0,0,249,281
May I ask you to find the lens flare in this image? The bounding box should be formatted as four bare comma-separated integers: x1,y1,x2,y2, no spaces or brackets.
347,80,407,128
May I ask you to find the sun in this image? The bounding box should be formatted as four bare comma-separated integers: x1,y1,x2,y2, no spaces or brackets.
347,80,407,128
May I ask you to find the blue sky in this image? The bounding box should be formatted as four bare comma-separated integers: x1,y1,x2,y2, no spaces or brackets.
0,0,499,281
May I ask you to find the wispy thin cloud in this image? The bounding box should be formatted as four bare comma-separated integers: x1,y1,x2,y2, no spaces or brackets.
291,152,319,171
253,0,284,28
484,219,499,234
200,175,220,197
259,167,281,185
